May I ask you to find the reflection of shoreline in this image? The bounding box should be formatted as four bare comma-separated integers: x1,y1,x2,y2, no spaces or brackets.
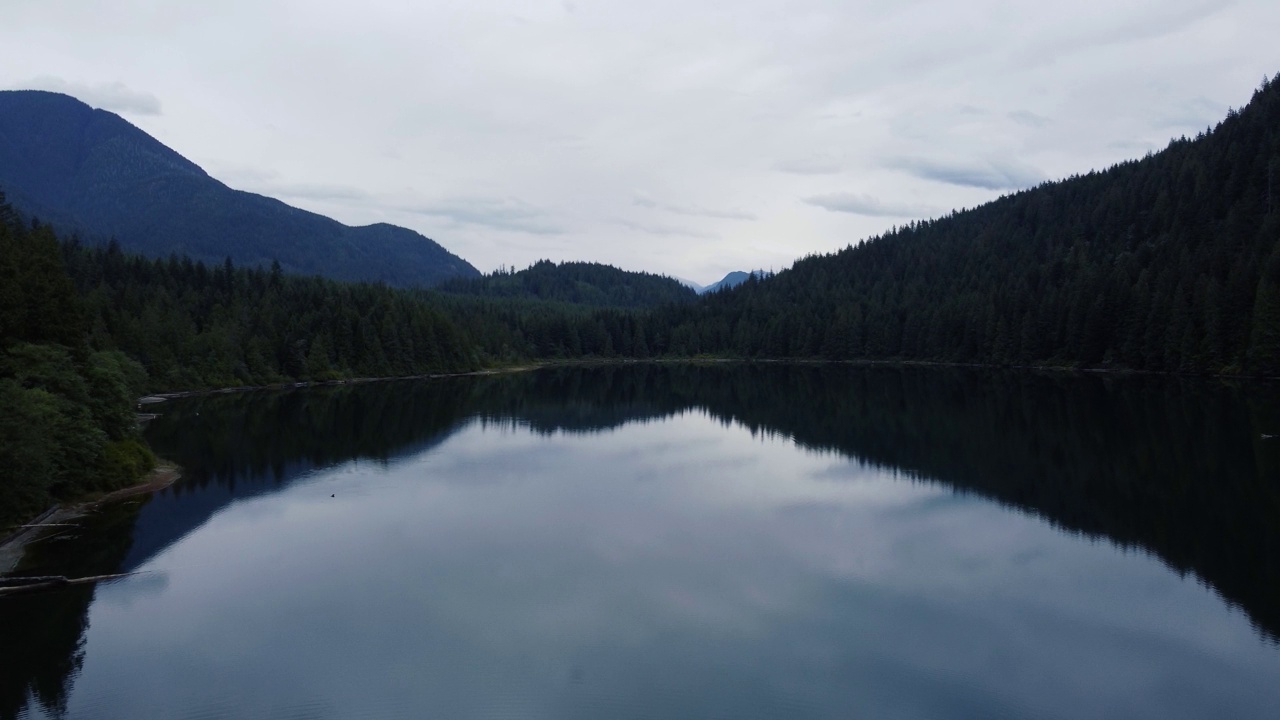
27,364,1280,640
0,465,181,575
135,358,1280,405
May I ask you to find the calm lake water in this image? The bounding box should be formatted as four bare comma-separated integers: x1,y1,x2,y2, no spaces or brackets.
3,364,1279,719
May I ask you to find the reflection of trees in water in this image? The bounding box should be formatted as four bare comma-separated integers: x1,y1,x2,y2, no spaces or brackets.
0,501,142,720
145,377,484,496
4,365,1277,718
0,585,91,720
670,365,1280,642
149,364,1280,639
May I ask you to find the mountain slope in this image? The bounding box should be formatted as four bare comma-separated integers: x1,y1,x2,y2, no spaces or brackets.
653,76,1280,375
672,276,705,293
0,90,478,287
436,259,697,308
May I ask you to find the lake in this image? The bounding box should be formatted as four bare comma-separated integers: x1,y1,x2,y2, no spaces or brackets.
3,364,1279,719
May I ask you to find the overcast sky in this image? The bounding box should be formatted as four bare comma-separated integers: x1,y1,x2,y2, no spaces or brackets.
4,1,1280,284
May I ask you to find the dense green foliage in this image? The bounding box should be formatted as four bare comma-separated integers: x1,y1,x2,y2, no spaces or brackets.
0,194,154,530
0,90,478,287
635,77,1280,374
425,294,666,363
437,259,697,308
62,241,479,390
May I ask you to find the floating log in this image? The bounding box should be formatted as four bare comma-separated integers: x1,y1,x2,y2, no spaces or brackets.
0,575,68,588
0,572,141,597
7,523,77,529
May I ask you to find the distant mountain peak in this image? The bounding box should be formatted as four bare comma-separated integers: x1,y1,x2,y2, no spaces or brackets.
699,269,772,294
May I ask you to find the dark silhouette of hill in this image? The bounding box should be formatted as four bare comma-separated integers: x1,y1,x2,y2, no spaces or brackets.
436,259,697,308
0,90,478,287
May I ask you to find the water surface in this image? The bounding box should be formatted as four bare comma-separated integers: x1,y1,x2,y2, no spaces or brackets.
4,365,1279,719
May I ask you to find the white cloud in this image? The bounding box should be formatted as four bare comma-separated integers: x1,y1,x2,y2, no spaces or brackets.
616,218,719,240
886,157,1048,191
633,194,758,221
772,156,845,175
1007,110,1051,129
399,197,567,236
804,193,942,218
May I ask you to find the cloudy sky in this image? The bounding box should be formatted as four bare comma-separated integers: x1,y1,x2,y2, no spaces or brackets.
3,1,1280,283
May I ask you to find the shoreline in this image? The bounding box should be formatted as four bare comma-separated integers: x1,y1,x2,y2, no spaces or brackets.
135,357,1278,404
139,363,549,401
0,464,182,575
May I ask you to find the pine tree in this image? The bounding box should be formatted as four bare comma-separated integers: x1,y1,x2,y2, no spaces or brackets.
1247,246,1280,375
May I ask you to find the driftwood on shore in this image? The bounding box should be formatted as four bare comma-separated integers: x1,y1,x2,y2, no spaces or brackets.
8,523,77,529
0,465,183,575
0,572,143,597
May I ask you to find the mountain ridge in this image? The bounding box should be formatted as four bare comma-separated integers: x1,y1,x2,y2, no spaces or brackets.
0,90,479,287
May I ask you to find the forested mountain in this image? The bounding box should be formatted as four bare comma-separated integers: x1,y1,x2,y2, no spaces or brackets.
436,259,697,308
645,76,1280,375
0,91,478,287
